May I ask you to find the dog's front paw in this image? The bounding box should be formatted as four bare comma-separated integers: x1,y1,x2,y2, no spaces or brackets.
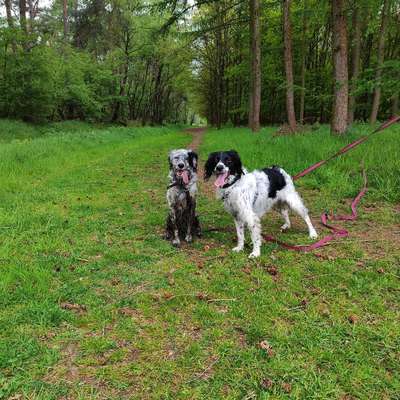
248,250,260,259
172,239,181,247
309,230,318,240
232,246,243,253
185,234,193,243
280,223,290,231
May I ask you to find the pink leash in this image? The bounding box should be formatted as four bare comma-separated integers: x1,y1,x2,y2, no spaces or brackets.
262,115,400,252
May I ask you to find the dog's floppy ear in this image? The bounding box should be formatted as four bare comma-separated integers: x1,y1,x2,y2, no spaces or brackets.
188,150,198,172
204,152,219,180
168,151,173,169
227,150,243,175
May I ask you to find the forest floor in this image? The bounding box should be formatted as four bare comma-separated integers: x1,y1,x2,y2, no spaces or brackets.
0,120,399,399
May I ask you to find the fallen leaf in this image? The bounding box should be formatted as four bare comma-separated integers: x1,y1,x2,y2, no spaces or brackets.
259,340,272,350
356,261,365,268
163,291,174,300
300,298,309,307
266,266,278,276
118,307,137,317
261,378,273,389
242,266,252,274
60,302,86,313
348,315,358,324
281,382,292,393
259,340,275,357
111,278,121,286
197,292,208,301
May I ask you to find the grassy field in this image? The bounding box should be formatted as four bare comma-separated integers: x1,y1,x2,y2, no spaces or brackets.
0,120,399,399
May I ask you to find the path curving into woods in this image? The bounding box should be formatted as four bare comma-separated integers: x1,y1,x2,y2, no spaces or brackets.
184,127,214,199
184,127,206,152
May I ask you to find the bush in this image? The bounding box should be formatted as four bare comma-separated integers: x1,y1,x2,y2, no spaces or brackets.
0,30,115,123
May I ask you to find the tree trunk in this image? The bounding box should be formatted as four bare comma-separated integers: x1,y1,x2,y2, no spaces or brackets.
215,4,223,129
63,0,69,40
370,0,390,124
348,1,361,125
392,94,399,115
5,0,14,28
27,0,35,31
331,0,349,135
19,0,28,33
249,0,261,132
283,0,297,132
299,0,307,124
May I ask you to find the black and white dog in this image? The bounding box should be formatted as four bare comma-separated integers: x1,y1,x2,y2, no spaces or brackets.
204,150,318,258
165,149,201,246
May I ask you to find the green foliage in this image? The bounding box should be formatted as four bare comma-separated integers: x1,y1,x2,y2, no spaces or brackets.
54,48,115,120
0,0,195,125
0,31,116,122
0,35,57,122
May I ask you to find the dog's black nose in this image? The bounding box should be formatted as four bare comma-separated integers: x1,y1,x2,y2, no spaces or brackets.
178,162,184,169
216,164,224,172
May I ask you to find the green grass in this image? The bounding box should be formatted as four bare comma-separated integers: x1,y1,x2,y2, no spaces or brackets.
0,121,399,399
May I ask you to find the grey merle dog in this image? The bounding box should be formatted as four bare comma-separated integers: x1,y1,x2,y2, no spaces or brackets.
204,150,318,258
165,149,201,246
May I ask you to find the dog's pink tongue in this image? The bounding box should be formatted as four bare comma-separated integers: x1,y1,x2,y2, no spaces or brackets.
182,170,189,185
214,172,228,188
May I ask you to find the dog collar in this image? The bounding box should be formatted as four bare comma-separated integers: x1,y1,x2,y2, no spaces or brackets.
221,174,241,189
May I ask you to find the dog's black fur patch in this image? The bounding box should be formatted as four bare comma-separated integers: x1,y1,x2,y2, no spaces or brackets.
188,150,198,172
262,166,286,198
204,152,220,180
204,150,244,180
165,192,201,240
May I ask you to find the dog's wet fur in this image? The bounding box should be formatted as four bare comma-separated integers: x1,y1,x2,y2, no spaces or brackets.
165,149,201,246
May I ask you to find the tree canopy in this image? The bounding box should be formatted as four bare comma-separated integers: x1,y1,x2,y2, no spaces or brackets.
0,0,399,128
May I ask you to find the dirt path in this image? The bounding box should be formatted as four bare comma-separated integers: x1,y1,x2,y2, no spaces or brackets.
184,127,215,198
185,127,206,153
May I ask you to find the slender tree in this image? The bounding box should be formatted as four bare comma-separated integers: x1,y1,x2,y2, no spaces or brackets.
331,0,349,135
249,0,261,132
392,11,400,115
63,0,69,39
27,0,36,31
5,0,14,28
348,0,361,125
299,0,307,125
370,0,390,124
282,0,297,131
19,0,28,33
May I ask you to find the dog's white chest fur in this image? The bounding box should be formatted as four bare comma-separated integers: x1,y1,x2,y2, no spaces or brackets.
219,172,278,218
